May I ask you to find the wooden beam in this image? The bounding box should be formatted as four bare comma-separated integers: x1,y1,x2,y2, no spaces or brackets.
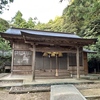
14,48,30,50
76,47,80,79
13,70,32,72
24,40,34,46
24,35,96,46
27,40,88,46
36,49,77,53
36,46,78,53
24,34,96,43
32,44,36,81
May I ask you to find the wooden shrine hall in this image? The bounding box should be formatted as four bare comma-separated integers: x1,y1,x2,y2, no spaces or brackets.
0,27,97,80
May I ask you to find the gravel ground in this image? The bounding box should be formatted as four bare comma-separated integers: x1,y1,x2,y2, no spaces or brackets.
80,88,100,96
75,83,100,89
1,88,100,100
0,89,50,100
0,83,100,100
10,85,50,93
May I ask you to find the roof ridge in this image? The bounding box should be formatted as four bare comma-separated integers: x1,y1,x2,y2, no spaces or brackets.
10,27,76,35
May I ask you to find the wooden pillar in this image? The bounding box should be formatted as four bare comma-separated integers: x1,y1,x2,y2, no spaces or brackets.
67,53,69,69
43,56,44,71
76,47,80,79
82,51,85,74
58,57,60,70
50,57,52,72
11,43,14,75
55,55,58,76
83,52,88,75
32,44,36,81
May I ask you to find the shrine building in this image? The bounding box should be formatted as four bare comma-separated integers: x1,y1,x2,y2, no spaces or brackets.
0,27,97,80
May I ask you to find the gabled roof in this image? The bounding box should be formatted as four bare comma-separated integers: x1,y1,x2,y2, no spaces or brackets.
5,27,81,39
0,27,97,47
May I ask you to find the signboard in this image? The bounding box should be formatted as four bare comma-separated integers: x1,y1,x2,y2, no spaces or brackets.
14,50,32,65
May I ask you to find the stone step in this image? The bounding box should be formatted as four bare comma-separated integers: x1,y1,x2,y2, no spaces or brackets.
50,84,86,100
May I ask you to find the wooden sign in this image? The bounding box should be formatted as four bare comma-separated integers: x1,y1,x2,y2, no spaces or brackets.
14,50,32,65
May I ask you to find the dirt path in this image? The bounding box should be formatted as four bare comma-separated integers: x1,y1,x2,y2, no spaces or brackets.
0,89,50,100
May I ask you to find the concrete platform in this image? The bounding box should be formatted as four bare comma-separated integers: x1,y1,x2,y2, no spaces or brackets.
0,73,9,78
0,73,100,87
50,84,86,100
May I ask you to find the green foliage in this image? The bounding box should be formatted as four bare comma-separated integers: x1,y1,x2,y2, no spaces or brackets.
0,18,10,51
34,0,99,37
34,22,46,30
27,17,35,29
34,16,64,32
0,18,9,32
11,11,27,28
48,16,64,32
0,0,14,14
82,19,100,38
60,0,100,61
82,18,100,60
0,38,11,50
0,18,11,68
11,11,36,29
62,0,100,35
0,52,11,69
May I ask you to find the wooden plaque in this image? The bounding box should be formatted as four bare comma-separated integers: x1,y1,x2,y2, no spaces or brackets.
14,50,32,65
